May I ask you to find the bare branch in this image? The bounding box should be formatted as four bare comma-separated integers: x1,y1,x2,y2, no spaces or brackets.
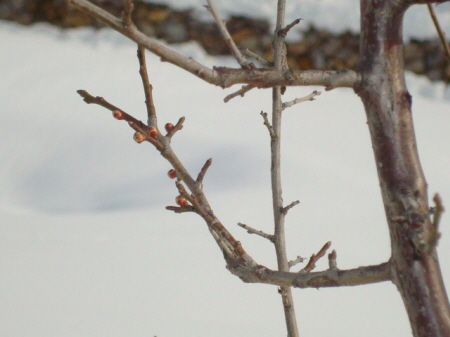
278,18,302,38
197,158,213,184
205,0,252,69
165,117,185,139
137,45,157,125
122,0,133,28
300,241,332,273
231,261,391,288
237,222,274,242
76,90,162,147
260,111,276,138
281,200,300,215
240,48,273,67
165,205,197,213
427,4,450,60
67,0,359,90
282,90,322,110
224,85,255,102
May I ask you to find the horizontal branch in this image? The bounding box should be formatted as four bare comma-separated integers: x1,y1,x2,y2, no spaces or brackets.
230,261,391,288
67,0,360,90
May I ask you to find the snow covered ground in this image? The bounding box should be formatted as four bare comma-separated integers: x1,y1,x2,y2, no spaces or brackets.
1,1,450,337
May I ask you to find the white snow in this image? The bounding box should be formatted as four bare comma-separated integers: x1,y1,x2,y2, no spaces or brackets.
1,1,450,337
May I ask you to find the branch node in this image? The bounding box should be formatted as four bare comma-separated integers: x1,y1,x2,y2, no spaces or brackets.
282,200,300,214
260,111,276,138
278,18,302,37
166,117,185,139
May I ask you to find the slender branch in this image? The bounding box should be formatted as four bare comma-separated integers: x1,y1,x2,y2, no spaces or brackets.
240,48,273,67
271,1,300,336
231,261,391,288
282,90,322,110
122,0,133,28
237,223,274,242
260,111,276,138
281,200,300,215
224,84,255,102
278,18,302,38
165,117,185,140
66,0,359,90
300,241,332,273
197,158,213,184
205,0,252,69
427,4,450,60
166,205,197,213
137,45,157,125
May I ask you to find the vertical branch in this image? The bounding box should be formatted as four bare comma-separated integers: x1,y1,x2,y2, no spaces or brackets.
271,1,299,337
137,45,157,126
356,1,450,336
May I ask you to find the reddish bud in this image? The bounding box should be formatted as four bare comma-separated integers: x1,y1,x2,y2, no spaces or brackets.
112,110,123,120
133,132,146,143
148,126,158,138
167,169,177,179
165,123,175,132
175,195,188,207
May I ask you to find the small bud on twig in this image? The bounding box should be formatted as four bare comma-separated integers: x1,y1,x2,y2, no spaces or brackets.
148,126,158,138
112,109,123,120
165,123,175,132
176,195,188,207
133,132,146,143
167,169,177,179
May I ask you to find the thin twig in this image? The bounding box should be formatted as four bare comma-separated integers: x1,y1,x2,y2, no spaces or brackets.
300,241,332,273
197,158,213,184
240,48,273,67
76,90,162,147
68,0,360,89
224,84,255,102
166,116,185,139
281,200,300,214
288,256,305,269
122,0,134,28
260,111,276,138
137,45,157,125
205,0,252,69
237,223,274,242
427,4,450,60
165,205,197,213
278,18,302,38
282,90,321,110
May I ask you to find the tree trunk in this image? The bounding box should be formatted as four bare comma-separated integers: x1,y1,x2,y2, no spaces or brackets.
356,1,450,336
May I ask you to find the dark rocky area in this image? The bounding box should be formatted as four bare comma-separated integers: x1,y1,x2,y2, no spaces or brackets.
1,0,450,83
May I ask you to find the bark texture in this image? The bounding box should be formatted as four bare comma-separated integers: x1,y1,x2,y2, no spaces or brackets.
355,1,450,336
